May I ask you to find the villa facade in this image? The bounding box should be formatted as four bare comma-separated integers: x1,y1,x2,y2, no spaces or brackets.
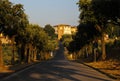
54,24,77,40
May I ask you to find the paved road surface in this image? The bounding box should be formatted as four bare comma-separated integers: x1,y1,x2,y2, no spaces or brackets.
2,42,114,81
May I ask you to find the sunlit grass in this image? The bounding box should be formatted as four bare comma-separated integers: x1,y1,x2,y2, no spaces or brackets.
87,59,120,79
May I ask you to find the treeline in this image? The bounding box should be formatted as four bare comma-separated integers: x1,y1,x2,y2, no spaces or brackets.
0,0,58,66
63,0,120,61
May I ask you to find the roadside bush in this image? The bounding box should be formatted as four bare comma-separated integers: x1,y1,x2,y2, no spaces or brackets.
2,44,18,65
114,39,120,48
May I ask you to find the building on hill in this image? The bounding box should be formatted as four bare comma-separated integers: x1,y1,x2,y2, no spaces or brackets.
54,24,77,40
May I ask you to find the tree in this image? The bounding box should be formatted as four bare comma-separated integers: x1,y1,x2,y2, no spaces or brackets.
76,0,120,60
92,0,120,23
91,0,120,60
44,24,57,39
78,0,97,24
67,0,101,60
106,23,120,38
76,0,99,51
61,34,73,48
0,0,29,64
0,0,57,65
0,41,3,67
15,24,49,63
0,0,12,66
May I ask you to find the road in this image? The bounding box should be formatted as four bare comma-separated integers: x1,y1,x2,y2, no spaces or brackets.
2,42,114,81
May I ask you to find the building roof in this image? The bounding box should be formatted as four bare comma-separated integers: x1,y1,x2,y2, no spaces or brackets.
54,24,71,27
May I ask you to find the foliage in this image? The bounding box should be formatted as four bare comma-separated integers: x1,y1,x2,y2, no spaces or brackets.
44,24,57,39
113,39,120,48
69,0,120,61
0,0,58,64
68,22,100,53
69,0,100,54
61,34,72,48
106,23,120,38
91,0,120,60
0,0,28,37
0,0,28,65
2,44,18,65
44,40,58,52
15,24,50,62
92,0,120,23
78,0,97,23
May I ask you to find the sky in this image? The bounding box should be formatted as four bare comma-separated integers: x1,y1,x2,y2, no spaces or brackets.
10,0,79,27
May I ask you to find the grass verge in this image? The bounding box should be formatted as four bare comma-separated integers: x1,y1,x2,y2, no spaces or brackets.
76,59,120,80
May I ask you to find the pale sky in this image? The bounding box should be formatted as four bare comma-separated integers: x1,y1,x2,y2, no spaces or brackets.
10,0,79,27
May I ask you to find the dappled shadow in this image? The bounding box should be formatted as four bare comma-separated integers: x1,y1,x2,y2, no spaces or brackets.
1,42,113,81
8,60,111,81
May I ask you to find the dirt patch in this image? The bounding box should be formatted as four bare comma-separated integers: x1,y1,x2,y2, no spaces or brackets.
0,61,40,79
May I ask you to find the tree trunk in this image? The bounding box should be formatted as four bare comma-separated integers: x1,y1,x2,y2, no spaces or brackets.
20,44,25,63
0,40,3,68
24,44,27,63
94,48,97,62
17,43,22,63
73,52,77,60
11,36,15,65
33,47,37,61
27,44,32,63
31,46,35,62
40,51,44,61
26,46,30,63
18,47,21,63
101,33,106,60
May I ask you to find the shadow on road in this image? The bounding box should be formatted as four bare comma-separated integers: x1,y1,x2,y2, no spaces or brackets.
1,42,113,81
24,60,111,81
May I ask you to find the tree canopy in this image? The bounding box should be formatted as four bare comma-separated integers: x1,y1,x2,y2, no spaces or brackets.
68,0,120,60
0,0,58,64
0,0,28,38
44,24,57,39
92,0,120,23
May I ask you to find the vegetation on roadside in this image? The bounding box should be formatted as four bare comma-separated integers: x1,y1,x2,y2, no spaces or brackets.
0,0,120,79
0,0,58,67
62,0,120,79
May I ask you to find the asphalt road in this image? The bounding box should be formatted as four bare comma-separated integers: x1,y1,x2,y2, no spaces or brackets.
2,42,114,81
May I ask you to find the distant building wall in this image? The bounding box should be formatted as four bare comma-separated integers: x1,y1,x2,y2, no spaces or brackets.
54,24,77,40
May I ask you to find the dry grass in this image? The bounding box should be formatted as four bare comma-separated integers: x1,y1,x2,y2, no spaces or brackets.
86,59,120,79
0,61,40,79
0,65,14,73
